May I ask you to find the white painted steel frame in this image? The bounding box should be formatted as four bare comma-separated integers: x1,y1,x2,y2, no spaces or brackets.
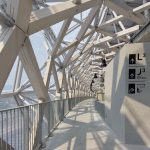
0,0,150,148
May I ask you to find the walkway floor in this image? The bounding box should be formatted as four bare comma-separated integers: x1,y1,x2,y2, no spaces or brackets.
41,99,150,150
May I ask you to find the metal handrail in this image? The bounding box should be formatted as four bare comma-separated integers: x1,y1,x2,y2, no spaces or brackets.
0,97,88,150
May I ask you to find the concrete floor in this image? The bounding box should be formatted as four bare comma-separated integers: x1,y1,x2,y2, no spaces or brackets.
41,99,150,150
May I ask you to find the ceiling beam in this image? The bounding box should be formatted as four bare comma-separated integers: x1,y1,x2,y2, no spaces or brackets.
95,25,140,46
63,6,101,67
28,0,102,34
99,2,150,28
105,0,146,25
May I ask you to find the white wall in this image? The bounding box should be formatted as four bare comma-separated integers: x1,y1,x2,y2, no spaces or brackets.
105,43,150,146
105,45,126,142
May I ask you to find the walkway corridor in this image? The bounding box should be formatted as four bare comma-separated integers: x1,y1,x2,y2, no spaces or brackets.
41,99,150,150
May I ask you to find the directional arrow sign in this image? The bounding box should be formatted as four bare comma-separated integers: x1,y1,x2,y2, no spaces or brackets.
130,88,135,93
128,84,135,94
130,58,135,63
129,54,136,65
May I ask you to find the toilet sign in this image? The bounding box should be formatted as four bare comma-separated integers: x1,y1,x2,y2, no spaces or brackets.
128,53,146,95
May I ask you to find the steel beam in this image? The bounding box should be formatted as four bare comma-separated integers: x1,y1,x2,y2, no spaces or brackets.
0,27,25,93
28,0,102,34
19,38,49,101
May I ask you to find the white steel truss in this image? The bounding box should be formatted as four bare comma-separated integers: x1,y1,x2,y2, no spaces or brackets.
0,0,150,101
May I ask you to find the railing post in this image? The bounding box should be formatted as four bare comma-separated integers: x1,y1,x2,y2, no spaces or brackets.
24,107,29,150
50,101,54,130
33,103,44,149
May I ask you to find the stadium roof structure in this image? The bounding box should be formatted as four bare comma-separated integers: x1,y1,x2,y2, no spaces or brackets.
0,0,150,102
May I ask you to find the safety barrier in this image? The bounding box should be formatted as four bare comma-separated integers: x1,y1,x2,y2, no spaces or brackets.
0,97,89,150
